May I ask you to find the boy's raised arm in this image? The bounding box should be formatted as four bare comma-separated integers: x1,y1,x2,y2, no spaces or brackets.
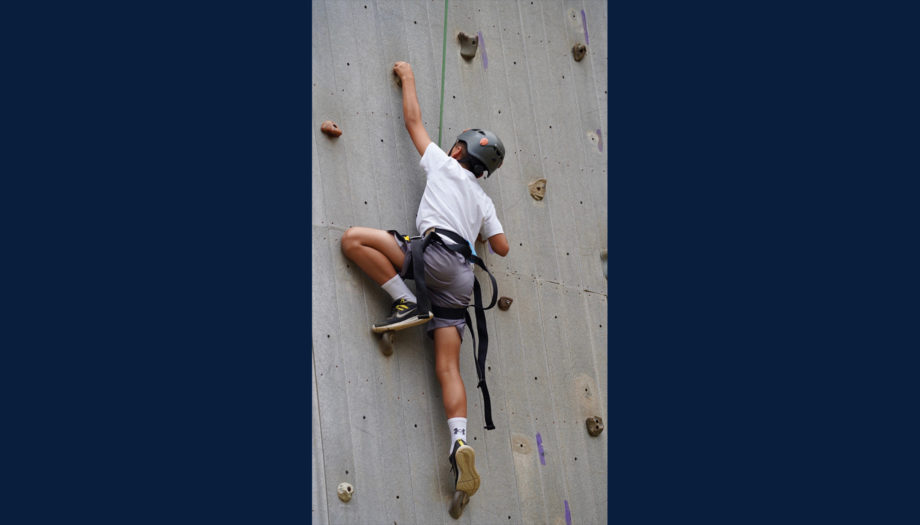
393,61,432,157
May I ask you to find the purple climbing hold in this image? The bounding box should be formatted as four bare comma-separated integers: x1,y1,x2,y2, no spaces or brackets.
581,10,589,45
478,31,488,69
565,500,572,525
597,128,604,152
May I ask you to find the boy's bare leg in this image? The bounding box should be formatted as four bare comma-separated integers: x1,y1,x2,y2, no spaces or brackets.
340,226,405,284
342,226,430,333
435,326,479,513
434,326,467,418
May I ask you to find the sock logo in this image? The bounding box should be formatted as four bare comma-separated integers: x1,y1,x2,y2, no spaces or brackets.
453,428,466,436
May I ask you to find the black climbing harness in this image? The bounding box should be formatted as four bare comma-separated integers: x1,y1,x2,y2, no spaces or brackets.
389,227,499,430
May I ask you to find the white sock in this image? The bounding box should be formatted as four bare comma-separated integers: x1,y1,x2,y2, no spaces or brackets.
447,417,468,454
381,275,416,303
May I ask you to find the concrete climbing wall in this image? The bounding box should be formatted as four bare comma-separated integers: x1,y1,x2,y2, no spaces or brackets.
312,1,607,523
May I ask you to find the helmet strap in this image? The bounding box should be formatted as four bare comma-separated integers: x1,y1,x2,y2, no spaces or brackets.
459,154,487,178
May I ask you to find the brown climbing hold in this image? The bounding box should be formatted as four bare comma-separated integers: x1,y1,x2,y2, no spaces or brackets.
586,416,604,437
528,178,547,201
381,331,395,357
498,297,513,311
449,490,470,519
458,32,478,60
572,43,587,62
321,120,342,137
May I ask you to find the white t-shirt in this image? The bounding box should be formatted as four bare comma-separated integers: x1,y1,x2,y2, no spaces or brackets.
416,142,504,249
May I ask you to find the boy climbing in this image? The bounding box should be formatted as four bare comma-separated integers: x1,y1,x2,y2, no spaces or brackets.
340,60,509,519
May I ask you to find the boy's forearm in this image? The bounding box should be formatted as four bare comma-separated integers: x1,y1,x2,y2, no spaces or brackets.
393,61,432,155
400,77,422,126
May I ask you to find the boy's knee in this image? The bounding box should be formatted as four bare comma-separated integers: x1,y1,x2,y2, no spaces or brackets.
341,227,359,254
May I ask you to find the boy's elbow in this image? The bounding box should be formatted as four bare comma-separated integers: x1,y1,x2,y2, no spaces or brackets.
489,234,510,257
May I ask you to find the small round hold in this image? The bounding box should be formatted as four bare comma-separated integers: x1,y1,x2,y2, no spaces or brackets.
337,482,355,502
321,120,343,137
381,331,395,356
586,416,604,437
572,43,587,62
498,297,513,311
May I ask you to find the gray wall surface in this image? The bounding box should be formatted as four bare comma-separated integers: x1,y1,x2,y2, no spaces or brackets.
312,1,608,523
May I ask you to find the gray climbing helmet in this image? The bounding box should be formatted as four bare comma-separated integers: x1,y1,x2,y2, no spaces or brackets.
456,128,505,178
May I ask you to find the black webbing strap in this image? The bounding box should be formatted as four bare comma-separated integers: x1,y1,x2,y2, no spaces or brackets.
390,228,498,430
430,228,498,311
410,233,435,320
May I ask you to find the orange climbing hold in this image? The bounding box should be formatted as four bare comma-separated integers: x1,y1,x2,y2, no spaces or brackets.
321,120,342,137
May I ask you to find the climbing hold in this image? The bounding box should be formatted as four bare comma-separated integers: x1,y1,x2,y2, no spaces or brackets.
337,482,355,502
458,32,478,60
381,331,395,356
586,416,604,437
528,178,547,201
449,490,470,519
498,296,513,311
572,43,587,62
321,120,342,137
600,250,607,280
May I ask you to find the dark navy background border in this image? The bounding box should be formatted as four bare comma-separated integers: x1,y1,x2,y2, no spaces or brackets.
5,1,916,523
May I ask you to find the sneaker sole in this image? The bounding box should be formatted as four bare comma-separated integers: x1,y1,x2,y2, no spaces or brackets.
371,313,432,334
454,445,480,497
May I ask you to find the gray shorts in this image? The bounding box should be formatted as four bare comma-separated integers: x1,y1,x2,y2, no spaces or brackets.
395,233,473,340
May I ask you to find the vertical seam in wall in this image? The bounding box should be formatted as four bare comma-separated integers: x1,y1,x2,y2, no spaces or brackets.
534,1,566,286
493,4,528,277
517,1,561,285
325,0,359,231
327,234,360,519
581,0,607,286
513,5,553,523
374,0,412,236
367,0,388,236
583,292,605,422
316,4,361,511
491,8,529,522
587,0,606,140
393,4,419,519
532,5,579,516
584,0,608,260
532,279,559,525
311,347,331,525
311,125,325,229
437,0,449,148
419,1,449,508
560,0,594,292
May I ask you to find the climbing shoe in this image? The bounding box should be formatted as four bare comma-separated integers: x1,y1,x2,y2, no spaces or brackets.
371,298,431,333
448,439,479,519
449,439,480,497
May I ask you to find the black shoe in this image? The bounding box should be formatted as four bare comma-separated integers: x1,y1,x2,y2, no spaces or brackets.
371,298,431,333
448,439,480,497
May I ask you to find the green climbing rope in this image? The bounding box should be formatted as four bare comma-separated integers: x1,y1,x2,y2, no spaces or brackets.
437,0,449,148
